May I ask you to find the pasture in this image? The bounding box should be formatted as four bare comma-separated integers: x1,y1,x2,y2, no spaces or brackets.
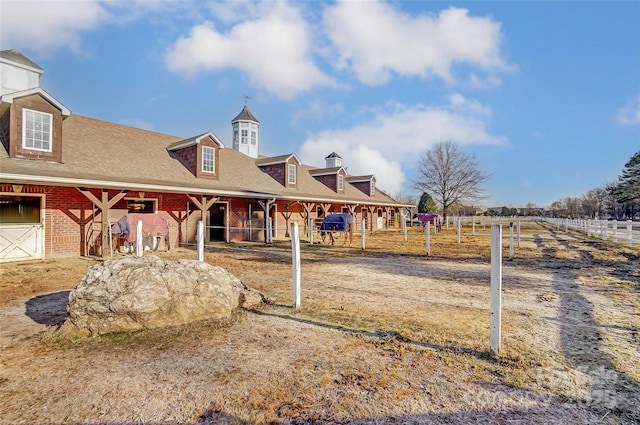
0,220,638,424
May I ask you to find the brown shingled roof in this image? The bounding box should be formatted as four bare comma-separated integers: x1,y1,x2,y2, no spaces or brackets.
0,114,406,206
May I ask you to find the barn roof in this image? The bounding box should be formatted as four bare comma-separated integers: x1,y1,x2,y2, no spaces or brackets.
0,114,406,207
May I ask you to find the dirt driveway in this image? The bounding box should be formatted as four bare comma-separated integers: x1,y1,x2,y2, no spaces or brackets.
0,222,638,424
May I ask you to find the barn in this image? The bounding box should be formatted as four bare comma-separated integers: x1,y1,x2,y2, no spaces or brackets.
0,50,408,262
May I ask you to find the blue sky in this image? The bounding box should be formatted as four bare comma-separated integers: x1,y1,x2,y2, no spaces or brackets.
2,0,639,207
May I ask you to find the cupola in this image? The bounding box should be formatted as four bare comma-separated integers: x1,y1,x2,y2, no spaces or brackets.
231,105,259,158
325,152,342,168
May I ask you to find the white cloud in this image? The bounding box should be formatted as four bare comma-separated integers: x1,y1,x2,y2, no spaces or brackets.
323,1,511,86
617,95,640,125
0,0,109,53
300,95,506,194
164,2,335,98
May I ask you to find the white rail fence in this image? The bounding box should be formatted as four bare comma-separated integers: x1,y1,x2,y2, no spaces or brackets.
439,216,640,248
542,217,640,246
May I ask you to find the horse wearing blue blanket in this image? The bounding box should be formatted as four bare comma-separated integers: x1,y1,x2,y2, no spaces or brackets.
319,213,354,246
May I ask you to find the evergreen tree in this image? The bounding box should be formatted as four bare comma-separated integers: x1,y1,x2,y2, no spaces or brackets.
610,150,640,219
417,192,438,213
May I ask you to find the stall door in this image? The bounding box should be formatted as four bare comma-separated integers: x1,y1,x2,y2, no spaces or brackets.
0,194,44,262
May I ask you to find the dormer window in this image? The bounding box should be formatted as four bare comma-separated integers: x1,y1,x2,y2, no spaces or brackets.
202,146,215,173
288,163,296,184
338,174,344,191
23,108,52,151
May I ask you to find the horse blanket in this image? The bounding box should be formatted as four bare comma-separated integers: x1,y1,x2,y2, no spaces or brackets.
319,213,353,232
416,213,442,228
111,213,169,242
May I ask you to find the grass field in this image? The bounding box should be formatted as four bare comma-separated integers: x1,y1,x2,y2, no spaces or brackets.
0,220,638,424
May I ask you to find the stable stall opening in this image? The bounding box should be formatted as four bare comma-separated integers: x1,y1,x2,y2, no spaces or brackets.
0,193,45,262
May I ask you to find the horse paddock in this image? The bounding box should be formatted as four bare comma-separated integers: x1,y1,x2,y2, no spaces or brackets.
0,220,638,424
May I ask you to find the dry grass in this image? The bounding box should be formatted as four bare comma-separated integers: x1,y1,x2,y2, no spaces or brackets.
0,220,638,424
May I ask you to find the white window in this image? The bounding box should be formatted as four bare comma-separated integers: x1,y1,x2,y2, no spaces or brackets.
22,109,52,151
234,130,239,144
251,130,256,145
338,174,344,191
241,129,248,144
202,146,215,173
370,181,375,196
288,163,296,184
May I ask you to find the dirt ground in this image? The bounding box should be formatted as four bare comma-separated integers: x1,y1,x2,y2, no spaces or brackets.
0,220,638,424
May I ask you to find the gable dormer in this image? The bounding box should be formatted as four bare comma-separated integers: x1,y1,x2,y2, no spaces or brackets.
347,175,376,196
309,166,347,194
256,153,301,188
167,132,223,179
0,50,70,163
1,89,71,163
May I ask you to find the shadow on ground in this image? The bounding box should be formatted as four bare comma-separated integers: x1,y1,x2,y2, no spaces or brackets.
25,290,70,325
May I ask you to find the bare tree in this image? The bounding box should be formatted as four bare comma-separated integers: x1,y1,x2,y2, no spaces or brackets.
413,141,490,220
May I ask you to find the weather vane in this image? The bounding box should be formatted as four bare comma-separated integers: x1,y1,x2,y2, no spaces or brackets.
244,94,252,105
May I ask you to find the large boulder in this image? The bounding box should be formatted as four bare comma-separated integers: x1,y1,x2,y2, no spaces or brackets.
59,255,265,336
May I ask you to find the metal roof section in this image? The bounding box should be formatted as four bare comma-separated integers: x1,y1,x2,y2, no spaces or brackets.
0,49,43,73
308,166,345,176
166,132,225,151
346,175,376,182
231,105,259,124
255,153,301,166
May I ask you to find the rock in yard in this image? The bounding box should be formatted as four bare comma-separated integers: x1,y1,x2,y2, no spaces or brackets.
59,255,265,336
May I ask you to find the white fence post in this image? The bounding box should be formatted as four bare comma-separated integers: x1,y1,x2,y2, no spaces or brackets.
426,221,431,256
291,222,301,309
136,220,143,257
627,220,633,246
361,218,366,250
457,219,461,245
509,222,514,260
197,220,204,262
266,217,273,244
490,224,502,356
403,216,407,242
612,221,618,243
309,219,314,245
517,219,521,247
472,218,476,236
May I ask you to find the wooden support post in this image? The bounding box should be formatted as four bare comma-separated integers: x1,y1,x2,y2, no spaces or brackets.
291,222,301,309
187,195,219,244
490,224,502,356
77,188,128,258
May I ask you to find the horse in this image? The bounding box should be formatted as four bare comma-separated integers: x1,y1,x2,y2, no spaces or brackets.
415,213,442,232
318,213,354,246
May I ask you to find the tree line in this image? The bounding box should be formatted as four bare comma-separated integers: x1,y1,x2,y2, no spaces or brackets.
403,142,639,220
548,150,639,220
